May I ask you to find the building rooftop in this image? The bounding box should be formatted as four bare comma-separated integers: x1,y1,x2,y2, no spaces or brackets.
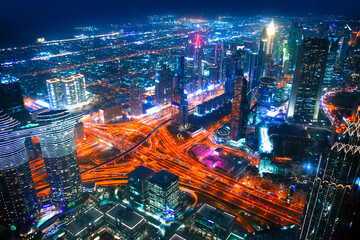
128,165,155,181
196,203,236,229
226,233,244,240
65,207,103,237
106,203,144,230
169,233,187,240
150,170,179,188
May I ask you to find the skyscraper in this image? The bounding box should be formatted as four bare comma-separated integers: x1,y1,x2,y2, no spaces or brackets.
0,111,38,230
130,78,143,117
288,22,303,71
62,74,87,106
127,165,155,210
193,33,203,91
0,75,29,123
155,62,173,108
254,27,268,88
230,67,248,141
266,20,276,55
172,56,188,128
46,78,64,110
214,42,224,84
300,114,360,239
36,110,83,208
149,170,180,221
287,38,328,122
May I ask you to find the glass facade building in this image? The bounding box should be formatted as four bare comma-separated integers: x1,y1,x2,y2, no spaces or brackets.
149,170,180,221
0,111,38,226
36,110,83,208
287,38,328,122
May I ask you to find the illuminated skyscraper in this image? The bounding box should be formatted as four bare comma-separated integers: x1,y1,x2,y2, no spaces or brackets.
0,111,38,230
300,114,360,239
172,56,188,128
155,62,173,108
61,74,87,106
36,110,83,208
230,67,248,141
254,27,268,88
149,170,180,221
288,22,303,71
130,78,143,116
287,38,328,122
0,75,29,123
266,20,276,55
214,42,224,84
46,78,64,110
193,33,203,91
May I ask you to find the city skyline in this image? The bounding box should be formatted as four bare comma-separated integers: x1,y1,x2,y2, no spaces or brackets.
0,10,360,240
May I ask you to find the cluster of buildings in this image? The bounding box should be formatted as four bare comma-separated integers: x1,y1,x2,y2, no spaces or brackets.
46,74,87,110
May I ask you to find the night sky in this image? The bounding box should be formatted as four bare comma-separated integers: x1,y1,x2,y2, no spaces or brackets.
0,0,359,48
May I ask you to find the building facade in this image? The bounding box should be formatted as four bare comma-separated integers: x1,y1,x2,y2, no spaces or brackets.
287,38,328,122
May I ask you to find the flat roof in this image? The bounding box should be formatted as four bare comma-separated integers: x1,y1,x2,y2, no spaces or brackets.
128,165,155,181
226,233,244,240
46,78,60,83
65,207,103,237
170,234,187,240
196,203,236,229
150,170,179,188
106,203,144,230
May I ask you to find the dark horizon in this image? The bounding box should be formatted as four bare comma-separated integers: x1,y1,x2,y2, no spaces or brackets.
1,0,360,48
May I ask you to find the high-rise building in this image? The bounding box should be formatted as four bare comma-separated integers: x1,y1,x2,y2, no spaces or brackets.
127,165,155,210
172,56,188,128
266,20,276,55
254,27,268,88
229,68,248,141
130,78,143,117
288,22,303,71
149,170,180,221
214,43,224,84
287,38,328,122
224,56,235,97
61,74,87,106
155,63,173,108
36,110,83,208
300,115,360,239
46,78,64,110
0,111,38,230
193,33,203,91
0,75,29,123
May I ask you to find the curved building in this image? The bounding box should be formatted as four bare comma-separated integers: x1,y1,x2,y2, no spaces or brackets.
0,111,38,226
258,77,277,109
36,110,83,208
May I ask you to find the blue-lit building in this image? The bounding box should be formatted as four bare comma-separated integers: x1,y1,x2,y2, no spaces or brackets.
0,75,29,123
0,111,39,232
149,170,180,221
106,203,147,240
127,165,155,210
172,56,188,129
36,110,83,208
195,203,236,239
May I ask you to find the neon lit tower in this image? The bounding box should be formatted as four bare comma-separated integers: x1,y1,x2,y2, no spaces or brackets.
0,111,38,229
266,20,276,55
130,78,143,117
36,110,83,208
300,113,360,239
